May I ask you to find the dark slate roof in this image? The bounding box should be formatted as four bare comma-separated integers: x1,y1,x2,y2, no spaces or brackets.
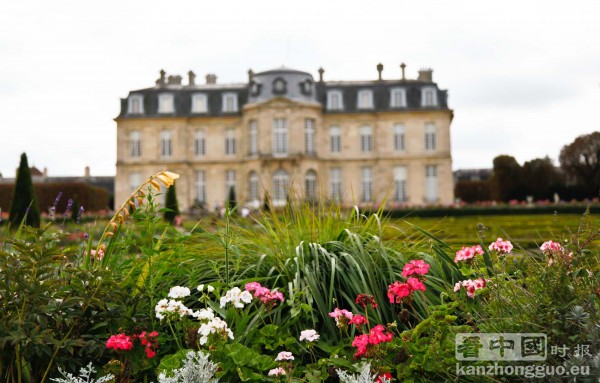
117,68,450,118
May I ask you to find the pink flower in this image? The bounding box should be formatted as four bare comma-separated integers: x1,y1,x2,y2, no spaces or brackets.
540,240,564,254
455,245,484,263
349,314,368,327
387,282,412,303
275,351,294,361
106,333,133,351
352,334,370,358
489,238,513,254
406,277,426,292
244,282,284,308
401,260,431,277
454,278,487,298
329,308,354,327
352,325,394,358
268,367,286,376
369,324,394,344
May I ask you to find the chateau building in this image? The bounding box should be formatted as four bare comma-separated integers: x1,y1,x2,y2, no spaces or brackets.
115,64,454,212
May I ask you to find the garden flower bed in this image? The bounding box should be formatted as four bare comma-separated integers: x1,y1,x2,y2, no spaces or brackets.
1,171,598,382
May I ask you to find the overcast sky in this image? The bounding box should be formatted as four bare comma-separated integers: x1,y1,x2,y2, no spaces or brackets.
1,0,598,177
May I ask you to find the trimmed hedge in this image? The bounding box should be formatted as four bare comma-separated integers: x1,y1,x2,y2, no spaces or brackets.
383,204,600,218
0,182,110,214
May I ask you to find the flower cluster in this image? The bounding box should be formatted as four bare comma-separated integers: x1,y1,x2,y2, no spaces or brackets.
155,299,193,320
401,259,430,277
540,240,564,254
329,308,354,329
488,238,513,254
349,314,368,328
244,282,284,309
355,294,378,309
268,367,286,377
269,351,295,377
540,240,572,266
454,278,487,298
137,331,159,358
299,329,320,342
106,333,133,351
455,245,484,263
198,316,234,346
168,286,191,299
352,324,394,358
388,259,430,304
219,287,252,308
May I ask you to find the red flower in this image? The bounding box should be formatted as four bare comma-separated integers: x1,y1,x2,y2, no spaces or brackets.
356,294,378,309
376,372,393,382
349,314,368,327
387,282,411,303
401,260,430,278
106,334,133,351
406,277,426,292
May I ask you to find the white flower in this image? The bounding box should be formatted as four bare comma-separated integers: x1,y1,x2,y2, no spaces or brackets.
168,286,191,299
155,299,193,320
220,287,253,308
198,317,234,345
192,308,215,321
268,367,286,376
207,285,215,292
197,284,204,292
299,329,320,342
275,351,294,361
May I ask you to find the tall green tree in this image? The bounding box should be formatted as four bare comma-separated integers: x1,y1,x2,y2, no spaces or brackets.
489,155,525,202
559,131,600,198
522,157,565,200
9,153,41,227
226,186,237,212
163,184,180,223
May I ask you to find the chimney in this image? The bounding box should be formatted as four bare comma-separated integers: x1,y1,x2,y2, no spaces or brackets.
417,68,433,82
84,166,90,178
188,71,196,86
205,74,217,84
400,63,406,80
318,67,324,82
43,167,48,177
376,63,383,80
248,69,254,83
167,75,182,85
156,69,166,87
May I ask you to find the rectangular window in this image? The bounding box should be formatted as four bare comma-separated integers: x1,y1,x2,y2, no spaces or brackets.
128,95,144,114
194,131,206,156
393,124,405,152
425,123,437,151
330,167,342,201
425,165,438,202
192,94,208,113
330,126,341,153
421,87,438,107
393,166,408,202
390,88,407,108
158,93,174,113
195,170,206,204
273,118,288,155
222,93,238,112
305,118,315,154
226,169,237,196
360,126,373,153
248,120,258,155
357,90,373,109
129,172,142,193
130,131,141,157
361,167,372,202
248,172,259,201
160,131,172,157
327,91,343,110
225,129,236,155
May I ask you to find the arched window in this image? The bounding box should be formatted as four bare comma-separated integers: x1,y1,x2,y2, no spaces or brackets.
360,126,373,153
129,131,141,157
160,130,172,157
305,170,317,201
272,169,290,206
248,171,259,202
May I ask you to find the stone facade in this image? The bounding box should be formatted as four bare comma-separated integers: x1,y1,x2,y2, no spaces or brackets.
115,65,454,212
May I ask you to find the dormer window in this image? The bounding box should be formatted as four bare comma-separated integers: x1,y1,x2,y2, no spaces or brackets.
250,82,261,96
158,93,174,114
421,87,438,107
390,88,407,108
272,78,287,95
222,93,238,112
300,79,313,95
128,95,144,114
327,90,344,111
357,90,374,109
192,93,208,113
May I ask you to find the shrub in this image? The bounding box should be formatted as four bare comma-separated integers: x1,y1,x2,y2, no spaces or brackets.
164,184,180,223
9,153,40,227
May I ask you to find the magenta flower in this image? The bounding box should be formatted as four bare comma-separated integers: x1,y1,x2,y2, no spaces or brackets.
401,259,431,277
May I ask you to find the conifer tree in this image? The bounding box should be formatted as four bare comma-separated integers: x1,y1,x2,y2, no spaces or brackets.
164,184,180,223
9,153,41,227
262,191,271,212
226,186,237,212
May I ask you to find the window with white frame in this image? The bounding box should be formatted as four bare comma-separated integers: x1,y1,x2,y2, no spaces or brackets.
330,167,342,201
273,118,288,155
425,165,438,202
195,170,207,204
248,120,258,155
357,90,374,109
222,93,238,112
329,126,341,153
225,169,237,196
305,170,317,201
194,130,206,157
393,166,408,202
393,124,405,152
360,126,373,153
248,171,259,202
272,169,289,206
160,130,172,157
361,167,373,202
158,93,174,114
128,95,144,114
390,88,407,108
305,118,315,154
225,129,236,155
129,131,141,157
327,90,343,110
192,93,208,113
129,172,142,193
421,87,438,107
425,123,437,151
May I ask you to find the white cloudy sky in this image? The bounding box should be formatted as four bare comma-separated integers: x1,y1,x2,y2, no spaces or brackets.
1,0,598,177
